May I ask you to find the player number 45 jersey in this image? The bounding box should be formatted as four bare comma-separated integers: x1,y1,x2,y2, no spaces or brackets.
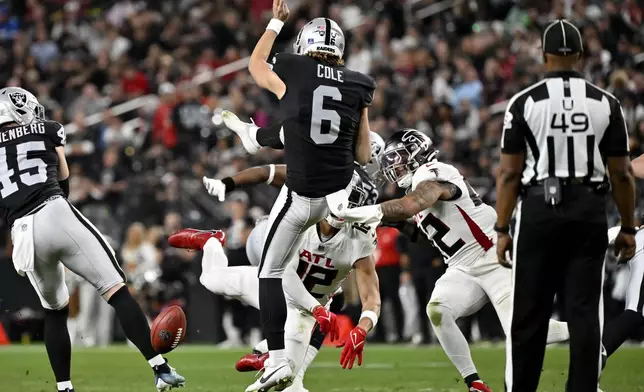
411,162,496,267
286,221,377,306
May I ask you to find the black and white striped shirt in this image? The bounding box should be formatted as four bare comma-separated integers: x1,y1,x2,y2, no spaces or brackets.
501,70,629,186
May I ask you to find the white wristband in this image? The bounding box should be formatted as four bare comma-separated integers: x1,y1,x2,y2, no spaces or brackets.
266,164,276,185
360,310,378,328
266,19,284,34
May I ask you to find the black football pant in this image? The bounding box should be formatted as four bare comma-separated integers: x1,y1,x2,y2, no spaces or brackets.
506,186,607,392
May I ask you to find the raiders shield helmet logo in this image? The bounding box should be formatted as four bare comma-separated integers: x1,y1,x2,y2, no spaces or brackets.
8,92,27,108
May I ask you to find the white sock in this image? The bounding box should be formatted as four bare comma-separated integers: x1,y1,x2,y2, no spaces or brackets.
203,237,228,272
248,125,261,149
269,349,286,364
254,339,269,354
429,305,478,378
296,346,319,380
546,319,570,344
57,381,73,391
148,354,165,368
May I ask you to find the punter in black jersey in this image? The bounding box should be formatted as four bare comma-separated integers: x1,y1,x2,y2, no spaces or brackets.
213,118,385,205
232,1,376,391
0,87,184,392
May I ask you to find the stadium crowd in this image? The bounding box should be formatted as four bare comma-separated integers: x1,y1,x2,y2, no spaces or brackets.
0,0,643,346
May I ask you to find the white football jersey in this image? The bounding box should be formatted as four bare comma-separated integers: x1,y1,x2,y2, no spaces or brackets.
411,161,497,267
285,222,377,306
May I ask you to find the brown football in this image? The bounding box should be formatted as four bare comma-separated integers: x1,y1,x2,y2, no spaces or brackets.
150,305,187,354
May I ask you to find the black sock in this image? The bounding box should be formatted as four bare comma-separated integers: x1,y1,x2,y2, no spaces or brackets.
602,309,644,356
107,286,158,360
44,306,72,383
464,373,480,387
259,278,287,350
256,124,284,149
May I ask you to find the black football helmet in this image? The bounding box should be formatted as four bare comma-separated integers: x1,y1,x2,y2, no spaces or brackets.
379,129,438,188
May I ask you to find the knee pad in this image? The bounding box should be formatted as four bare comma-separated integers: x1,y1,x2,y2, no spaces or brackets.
426,302,453,328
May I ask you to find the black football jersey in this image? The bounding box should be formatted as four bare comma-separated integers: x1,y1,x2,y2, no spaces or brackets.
354,164,379,206
271,53,376,198
0,120,66,225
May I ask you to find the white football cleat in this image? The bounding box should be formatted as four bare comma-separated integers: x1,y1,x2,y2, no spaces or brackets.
280,378,309,392
222,110,261,154
245,358,293,392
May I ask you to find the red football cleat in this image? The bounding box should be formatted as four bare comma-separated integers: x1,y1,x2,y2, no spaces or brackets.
235,352,268,372
168,229,226,251
470,381,492,392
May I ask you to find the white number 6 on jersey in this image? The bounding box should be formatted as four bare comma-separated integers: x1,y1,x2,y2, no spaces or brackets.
310,85,342,145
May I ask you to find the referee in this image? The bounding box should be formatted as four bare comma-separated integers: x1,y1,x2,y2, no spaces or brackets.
494,20,637,392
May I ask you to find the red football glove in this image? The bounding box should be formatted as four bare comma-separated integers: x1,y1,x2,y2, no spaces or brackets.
337,326,367,369
312,305,339,342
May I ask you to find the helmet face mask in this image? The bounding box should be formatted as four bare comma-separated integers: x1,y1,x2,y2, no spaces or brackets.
325,171,369,229
293,17,345,59
379,129,438,189
364,131,385,178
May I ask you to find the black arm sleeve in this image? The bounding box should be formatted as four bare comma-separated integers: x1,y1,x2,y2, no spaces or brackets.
599,98,629,157
500,99,528,154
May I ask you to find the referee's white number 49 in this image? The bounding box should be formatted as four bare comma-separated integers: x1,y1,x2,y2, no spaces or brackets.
550,112,589,133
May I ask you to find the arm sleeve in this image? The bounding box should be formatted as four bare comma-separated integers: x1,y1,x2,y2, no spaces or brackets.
283,266,320,313
500,100,527,154
599,98,630,157
46,122,66,146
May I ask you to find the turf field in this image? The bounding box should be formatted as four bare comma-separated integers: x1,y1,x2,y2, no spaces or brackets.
1,344,642,392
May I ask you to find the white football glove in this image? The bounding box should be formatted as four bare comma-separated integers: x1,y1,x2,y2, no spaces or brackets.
202,176,226,201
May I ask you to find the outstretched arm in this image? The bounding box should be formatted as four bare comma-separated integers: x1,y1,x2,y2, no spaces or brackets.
202,164,287,201
248,0,288,99
379,181,460,221
331,180,459,224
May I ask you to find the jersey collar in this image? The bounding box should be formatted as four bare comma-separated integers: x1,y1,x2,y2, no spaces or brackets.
544,70,585,79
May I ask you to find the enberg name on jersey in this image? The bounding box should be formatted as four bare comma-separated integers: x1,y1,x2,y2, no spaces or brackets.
271,53,376,197
0,120,66,225
411,161,496,266
285,221,377,308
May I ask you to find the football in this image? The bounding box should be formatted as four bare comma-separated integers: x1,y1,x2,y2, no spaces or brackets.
150,305,187,354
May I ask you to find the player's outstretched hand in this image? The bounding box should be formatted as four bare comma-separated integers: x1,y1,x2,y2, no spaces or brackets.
312,305,339,342
273,0,289,22
614,229,636,263
337,326,367,369
202,176,226,202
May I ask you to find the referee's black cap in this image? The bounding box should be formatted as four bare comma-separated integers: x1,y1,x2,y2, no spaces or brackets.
542,19,583,56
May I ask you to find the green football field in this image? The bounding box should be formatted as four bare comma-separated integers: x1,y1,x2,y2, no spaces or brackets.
1,344,642,392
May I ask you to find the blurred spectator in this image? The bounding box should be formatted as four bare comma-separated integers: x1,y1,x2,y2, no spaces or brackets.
372,226,405,343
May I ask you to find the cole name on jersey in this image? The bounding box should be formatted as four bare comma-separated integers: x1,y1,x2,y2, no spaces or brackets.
411,161,496,266
286,221,377,307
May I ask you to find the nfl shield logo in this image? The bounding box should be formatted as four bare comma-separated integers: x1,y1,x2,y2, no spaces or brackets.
307,38,314,44
8,92,26,108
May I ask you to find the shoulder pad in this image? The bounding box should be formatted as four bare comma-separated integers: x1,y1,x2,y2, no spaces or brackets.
412,162,462,190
